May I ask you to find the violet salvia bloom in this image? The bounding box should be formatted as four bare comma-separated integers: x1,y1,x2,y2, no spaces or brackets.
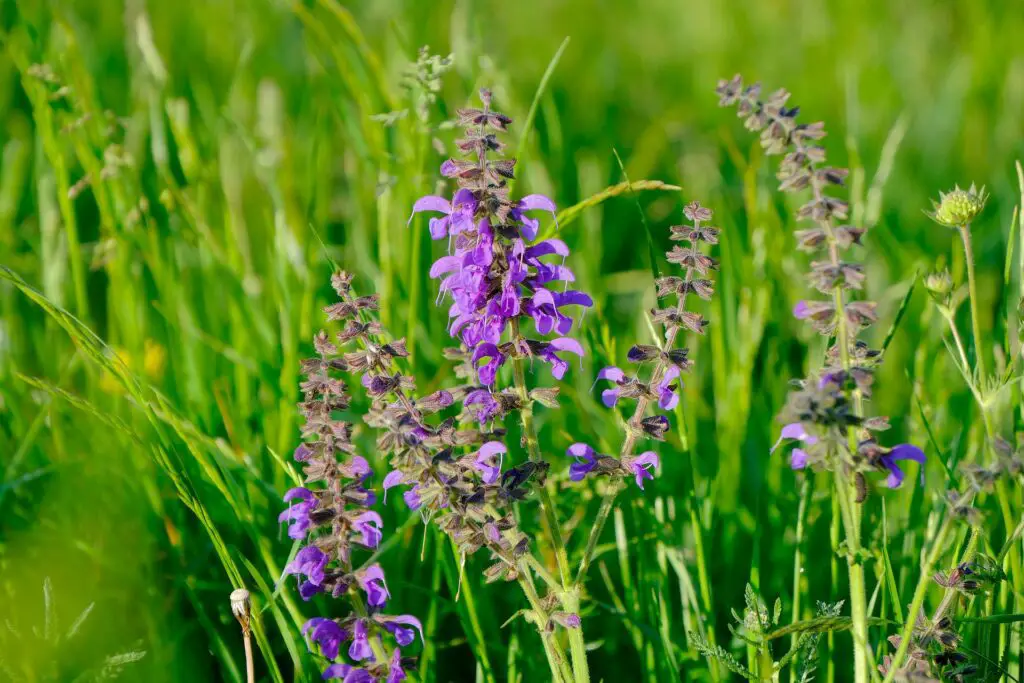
411,89,592,387
566,443,660,491
718,75,925,494
277,271,421,682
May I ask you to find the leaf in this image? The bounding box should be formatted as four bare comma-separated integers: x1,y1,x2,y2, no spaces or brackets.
880,273,917,356
613,149,661,282
537,180,682,241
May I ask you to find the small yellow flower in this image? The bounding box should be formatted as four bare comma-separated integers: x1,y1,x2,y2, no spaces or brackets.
928,183,988,227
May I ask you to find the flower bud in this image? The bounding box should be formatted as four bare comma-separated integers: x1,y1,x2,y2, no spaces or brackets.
928,184,988,227
924,270,953,300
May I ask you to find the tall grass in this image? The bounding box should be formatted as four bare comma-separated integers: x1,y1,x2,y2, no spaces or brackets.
1,0,1022,681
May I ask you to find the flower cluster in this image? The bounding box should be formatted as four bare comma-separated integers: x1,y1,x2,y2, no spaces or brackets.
716,75,924,494
576,200,720,489
312,270,536,585
410,89,592,387
279,272,421,681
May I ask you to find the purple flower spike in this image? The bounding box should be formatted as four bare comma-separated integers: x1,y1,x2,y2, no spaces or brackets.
880,444,926,488
303,617,348,661
657,365,681,410
279,487,317,540
355,564,390,608
473,441,507,484
568,443,598,481
627,452,659,489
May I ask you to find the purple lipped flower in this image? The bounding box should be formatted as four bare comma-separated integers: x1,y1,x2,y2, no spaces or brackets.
294,443,314,462
657,365,682,410
539,337,585,380
375,614,424,647
472,441,507,484
340,455,371,481
793,300,810,319
408,188,477,240
382,470,405,503
880,444,926,488
595,366,627,407
464,388,500,423
279,487,317,540
355,564,390,608
348,619,374,662
511,194,558,241
472,343,506,386
625,452,659,490
403,485,423,511
568,443,598,481
387,648,408,683
772,422,819,471
285,545,329,588
303,617,348,661
351,510,383,548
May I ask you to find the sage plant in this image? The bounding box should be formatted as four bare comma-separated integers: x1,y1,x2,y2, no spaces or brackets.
277,276,422,682
716,75,924,682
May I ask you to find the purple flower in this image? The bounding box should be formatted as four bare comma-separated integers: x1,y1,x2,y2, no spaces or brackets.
528,289,594,336
302,617,347,660
657,365,681,410
322,663,373,682
539,337,585,380
351,510,383,548
382,470,405,503
355,564,390,608
464,389,500,423
376,614,424,647
294,443,314,462
340,455,371,481
285,546,329,587
511,194,558,241
472,441,506,484
403,486,423,511
626,451,659,489
595,366,627,407
568,443,598,481
348,619,374,662
279,487,317,540
409,189,477,240
387,648,408,683
793,300,810,319
880,444,926,488
472,343,506,386
772,422,818,471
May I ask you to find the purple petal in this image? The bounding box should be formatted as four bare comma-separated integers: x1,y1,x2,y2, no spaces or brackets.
793,300,810,319
567,442,595,459
519,194,557,213
526,239,569,258
597,366,625,383
790,448,809,470
429,255,462,278
410,195,451,216
550,337,584,357
479,441,507,458
601,388,621,407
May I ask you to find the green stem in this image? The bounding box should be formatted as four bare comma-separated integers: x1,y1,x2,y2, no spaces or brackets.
959,224,987,383
508,319,587,683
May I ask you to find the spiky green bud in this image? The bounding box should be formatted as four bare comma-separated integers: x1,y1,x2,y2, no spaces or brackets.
924,269,953,298
928,183,988,227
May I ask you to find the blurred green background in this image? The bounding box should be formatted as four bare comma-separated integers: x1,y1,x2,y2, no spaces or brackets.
1,0,1022,680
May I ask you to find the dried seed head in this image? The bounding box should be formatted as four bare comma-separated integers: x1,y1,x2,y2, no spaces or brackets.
230,588,252,634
